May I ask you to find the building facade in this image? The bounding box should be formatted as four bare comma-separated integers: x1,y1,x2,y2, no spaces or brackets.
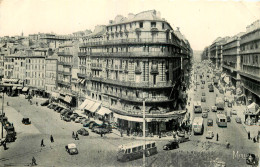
239,20,260,104
78,10,192,135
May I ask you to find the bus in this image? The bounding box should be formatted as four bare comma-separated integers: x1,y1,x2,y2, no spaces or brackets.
216,97,224,110
117,141,157,162
216,114,227,127
193,117,204,135
194,101,202,113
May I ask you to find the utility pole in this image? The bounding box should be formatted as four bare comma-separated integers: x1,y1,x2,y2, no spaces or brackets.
143,99,146,167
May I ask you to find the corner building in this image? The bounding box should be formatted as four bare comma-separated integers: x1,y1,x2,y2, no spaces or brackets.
78,10,191,135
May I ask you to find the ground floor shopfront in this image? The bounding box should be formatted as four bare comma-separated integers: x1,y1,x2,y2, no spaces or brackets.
114,112,186,136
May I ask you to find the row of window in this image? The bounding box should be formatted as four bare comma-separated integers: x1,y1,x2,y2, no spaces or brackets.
106,21,165,32
242,54,260,66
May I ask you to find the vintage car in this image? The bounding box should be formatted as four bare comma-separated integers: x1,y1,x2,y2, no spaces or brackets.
246,153,258,165
163,141,179,150
22,118,31,125
211,106,217,112
207,119,213,126
40,100,49,106
235,117,242,124
206,131,214,139
201,97,206,102
65,143,78,155
77,128,89,136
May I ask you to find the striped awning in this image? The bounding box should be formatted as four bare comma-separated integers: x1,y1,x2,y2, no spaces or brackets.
84,100,95,111
89,102,101,113
78,99,91,110
22,87,29,92
96,107,112,116
64,95,72,103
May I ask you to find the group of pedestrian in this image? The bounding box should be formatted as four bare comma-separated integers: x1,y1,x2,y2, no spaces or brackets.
40,135,54,147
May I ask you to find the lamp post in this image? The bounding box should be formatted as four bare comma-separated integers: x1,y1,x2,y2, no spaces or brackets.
143,99,146,167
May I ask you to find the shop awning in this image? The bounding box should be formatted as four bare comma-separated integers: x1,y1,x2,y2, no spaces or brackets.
12,86,17,90
114,113,144,122
17,87,23,90
22,87,29,92
64,95,72,103
51,92,60,99
89,102,101,113
96,106,112,116
84,100,95,111
81,79,85,84
78,99,90,110
2,78,19,83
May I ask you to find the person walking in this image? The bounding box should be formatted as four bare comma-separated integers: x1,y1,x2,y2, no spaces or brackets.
248,131,250,140
50,135,54,143
72,131,75,139
41,139,45,147
3,141,7,150
75,133,79,140
32,157,37,166
216,133,219,141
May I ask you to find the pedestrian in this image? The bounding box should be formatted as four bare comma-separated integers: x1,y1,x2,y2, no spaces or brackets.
41,139,45,147
3,141,7,150
32,157,37,166
100,132,103,137
248,131,250,140
120,129,123,137
72,131,75,139
75,133,79,140
50,135,54,143
253,137,256,143
216,133,219,141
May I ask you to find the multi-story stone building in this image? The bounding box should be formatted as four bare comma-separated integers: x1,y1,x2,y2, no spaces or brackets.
45,53,58,93
222,33,245,87
78,10,192,135
239,20,260,104
210,37,229,69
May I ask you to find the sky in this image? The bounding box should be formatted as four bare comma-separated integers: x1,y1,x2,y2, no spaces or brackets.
0,0,260,50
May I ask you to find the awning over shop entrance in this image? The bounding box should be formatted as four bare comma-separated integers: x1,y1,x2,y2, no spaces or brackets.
12,86,17,90
51,92,60,99
2,78,19,83
89,102,101,113
114,113,144,122
22,87,29,92
78,99,90,110
96,107,112,116
17,87,23,90
84,100,95,111
64,95,72,103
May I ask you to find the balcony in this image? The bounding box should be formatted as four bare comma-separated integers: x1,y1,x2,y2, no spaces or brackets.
91,51,178,58
78,52,91,57
58,70,72,76
57,80,70,86
79,38,179,47
135,66,142,74
57,52,73,56
58,61,72,67
240,48,260,54
91,63,102,70
91,77,173,88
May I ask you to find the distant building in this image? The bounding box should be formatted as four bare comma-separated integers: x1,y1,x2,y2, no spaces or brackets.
45,53,58,93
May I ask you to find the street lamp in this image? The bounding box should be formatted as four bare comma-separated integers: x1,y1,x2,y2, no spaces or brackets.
143,97,146,167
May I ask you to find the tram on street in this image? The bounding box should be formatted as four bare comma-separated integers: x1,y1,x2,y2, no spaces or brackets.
193,117,204,135
117,141,157,162
216,114,227,127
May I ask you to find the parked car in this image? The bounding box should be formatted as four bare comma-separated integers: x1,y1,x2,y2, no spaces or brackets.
202,111,208,118
57,107,64,113
201,97,206,102
235,117,242,124
211,106,217,112
22,118,31,125
47,104,55,109
65,143,78,155
63,116,71,122
83,121,96,128
163,141,179,150
206,131,214,139
246,153,258,166
50,104,58,110
207,119,213,126
231,109,237,115
202,92,206,96
75,117,83,123
40,100,49,106
80,117,89,124
92,126,110,134
54,106,61,111
70,114,79,121
77,128,89,136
